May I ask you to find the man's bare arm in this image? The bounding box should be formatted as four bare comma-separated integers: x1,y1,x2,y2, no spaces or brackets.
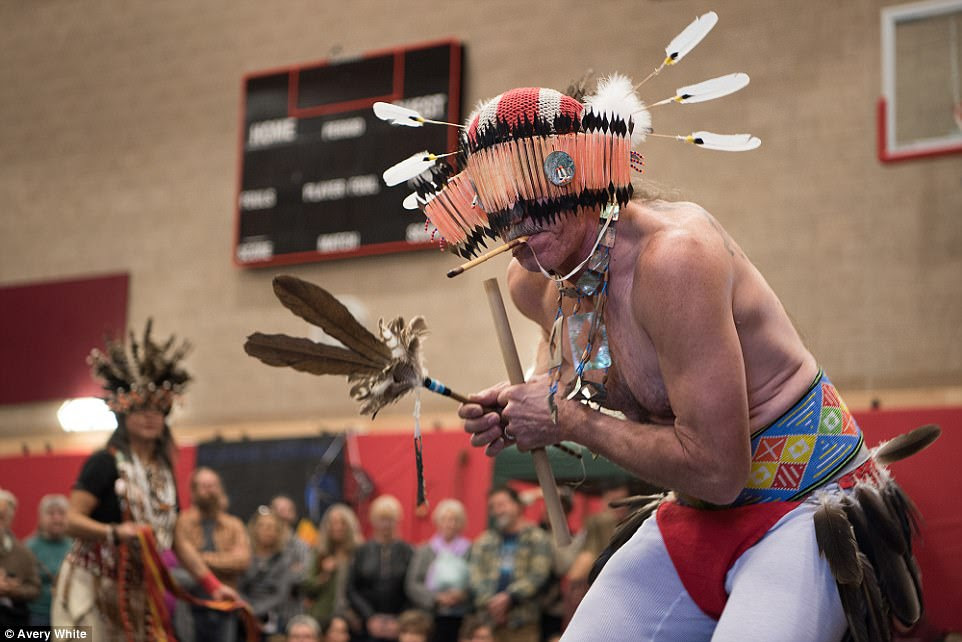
493,233,751,504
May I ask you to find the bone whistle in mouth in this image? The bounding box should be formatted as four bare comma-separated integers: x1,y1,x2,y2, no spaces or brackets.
446,236,530,278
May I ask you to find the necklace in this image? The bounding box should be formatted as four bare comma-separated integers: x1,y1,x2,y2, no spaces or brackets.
545,204,618,422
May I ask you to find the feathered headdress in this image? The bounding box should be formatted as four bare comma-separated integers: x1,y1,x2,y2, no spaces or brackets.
374,10,759,263
88,318,191,414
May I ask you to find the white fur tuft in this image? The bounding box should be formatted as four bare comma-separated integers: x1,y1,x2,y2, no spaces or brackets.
583,73,651,146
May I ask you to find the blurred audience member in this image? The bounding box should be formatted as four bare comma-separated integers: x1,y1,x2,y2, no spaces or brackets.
25,493,71,627
458,614,495,642
303,503,363,624
241,506,297,639
468,486,551,642
287,613,322,642
398,609,434,642
320,614,352,642
0,489,40,630
272,494,312,628
406,499,470,642
177,466,252,641
347,494,413,641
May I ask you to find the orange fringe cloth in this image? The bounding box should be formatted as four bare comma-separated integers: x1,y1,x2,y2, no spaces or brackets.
118,526,260,642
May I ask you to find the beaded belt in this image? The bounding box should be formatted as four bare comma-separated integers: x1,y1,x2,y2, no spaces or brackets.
733,370,864,505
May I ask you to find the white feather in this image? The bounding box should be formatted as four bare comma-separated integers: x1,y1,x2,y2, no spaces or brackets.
382,152,437,186
583,73,651,146
683,131,761,152
665,11,718,65
373,101,424,127
402,192,423,210
652,73,750,106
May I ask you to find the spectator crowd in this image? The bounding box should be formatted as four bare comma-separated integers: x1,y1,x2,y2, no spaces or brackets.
0,475,632,642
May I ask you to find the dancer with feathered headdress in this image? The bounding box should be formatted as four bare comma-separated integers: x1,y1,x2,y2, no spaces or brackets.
371,10,938,641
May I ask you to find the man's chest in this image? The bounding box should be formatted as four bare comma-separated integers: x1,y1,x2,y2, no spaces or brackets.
586,301,673,423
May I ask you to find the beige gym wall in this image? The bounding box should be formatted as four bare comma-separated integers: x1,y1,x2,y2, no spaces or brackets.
1,0,959,451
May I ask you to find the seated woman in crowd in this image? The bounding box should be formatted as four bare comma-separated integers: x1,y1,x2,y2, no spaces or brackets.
346,494,413,642
405,499,471,642
241,506,297,639
302,503,363,626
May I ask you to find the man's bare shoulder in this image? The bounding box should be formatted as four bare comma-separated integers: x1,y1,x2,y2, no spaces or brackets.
630,200,734,283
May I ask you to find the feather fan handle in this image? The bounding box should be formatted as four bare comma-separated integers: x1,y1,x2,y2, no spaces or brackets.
680,131,761,151
244,332,383,376
373,101,466,129
650,73,750,107
271,276,391,364
382,151,456,187
665,11,718,65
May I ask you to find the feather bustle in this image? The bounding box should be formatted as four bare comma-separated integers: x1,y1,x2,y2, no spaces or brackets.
814,496,863,585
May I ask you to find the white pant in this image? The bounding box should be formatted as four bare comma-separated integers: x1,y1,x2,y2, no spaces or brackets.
562,497,848,642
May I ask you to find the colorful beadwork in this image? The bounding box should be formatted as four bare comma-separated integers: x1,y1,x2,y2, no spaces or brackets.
735,371,863,505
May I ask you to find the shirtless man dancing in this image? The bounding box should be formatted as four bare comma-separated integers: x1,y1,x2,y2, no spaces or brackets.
442,82,923,641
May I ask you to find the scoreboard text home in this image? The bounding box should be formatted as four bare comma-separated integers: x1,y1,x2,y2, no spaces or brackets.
235,40,463,267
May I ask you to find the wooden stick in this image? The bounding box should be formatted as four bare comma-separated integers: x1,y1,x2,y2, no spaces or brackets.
446,237,529,278
483,278,572,547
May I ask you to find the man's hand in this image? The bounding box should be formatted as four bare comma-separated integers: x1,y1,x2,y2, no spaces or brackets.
115,522,149,541
497,374,562,452
211,583,240,602
436,588,466,608
486,591,512,625
459,381,510,456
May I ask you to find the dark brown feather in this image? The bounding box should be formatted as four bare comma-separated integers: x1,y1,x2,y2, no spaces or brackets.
844,487,921,628
814,498,863,585
837,582,870,642
272,276,391,364
881,481,921,545
871,543,921,627
855,483,907,555
244,332,382,376
858,553,891,642
873,424,941,466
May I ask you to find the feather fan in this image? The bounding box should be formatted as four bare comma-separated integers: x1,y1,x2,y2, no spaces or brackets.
246,276,429,417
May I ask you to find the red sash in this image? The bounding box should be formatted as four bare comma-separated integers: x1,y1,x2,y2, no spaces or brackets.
118,526,260,642
656,500,800,619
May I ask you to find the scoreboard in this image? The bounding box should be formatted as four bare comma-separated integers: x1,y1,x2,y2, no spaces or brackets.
234,40,463,267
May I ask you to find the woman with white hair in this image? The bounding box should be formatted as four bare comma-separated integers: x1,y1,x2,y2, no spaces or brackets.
405,499,470,642
25,494,72,627
345,494,413,642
